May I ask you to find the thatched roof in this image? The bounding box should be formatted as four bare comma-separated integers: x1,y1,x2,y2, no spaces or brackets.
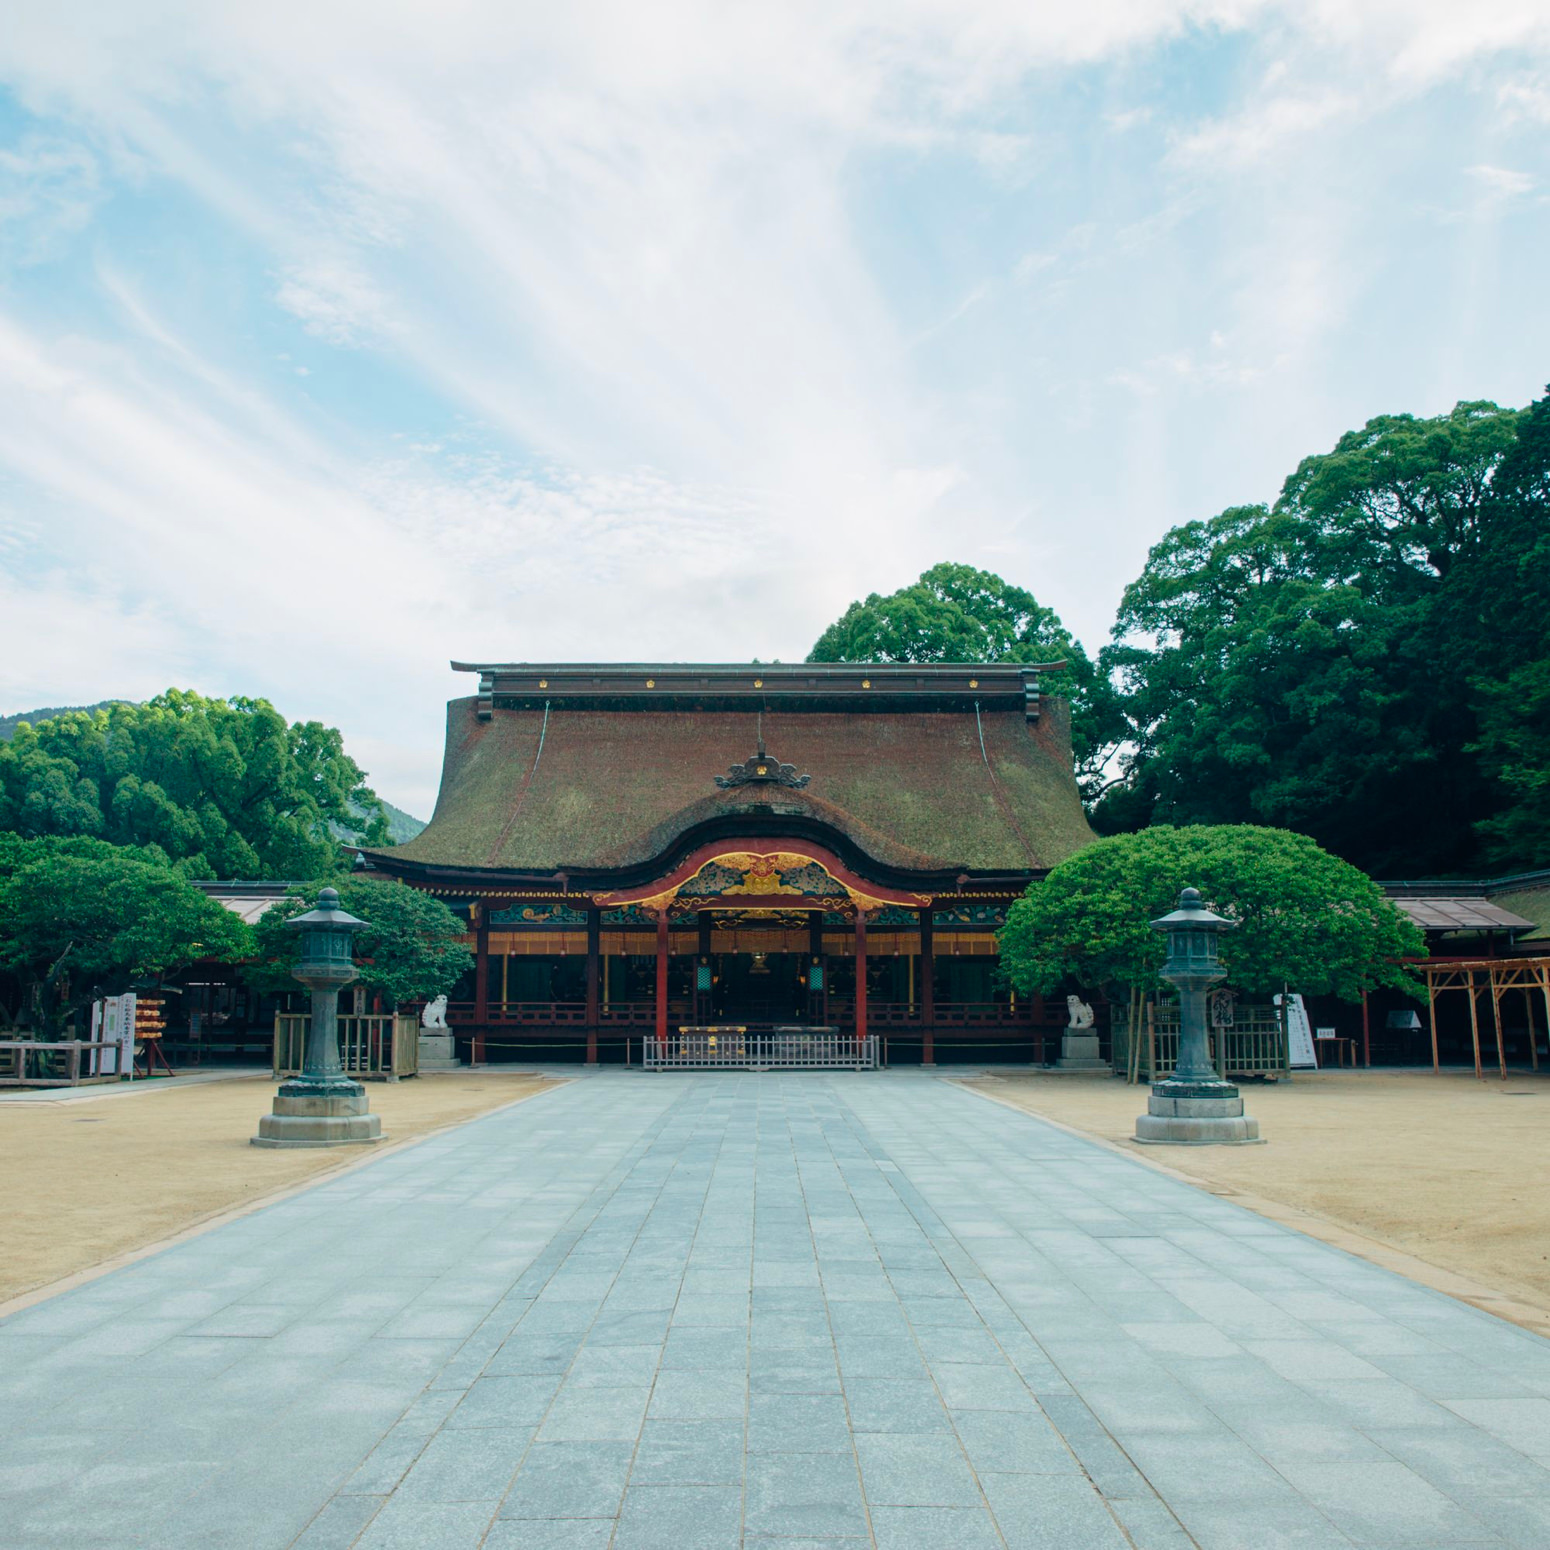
372,663,1093,882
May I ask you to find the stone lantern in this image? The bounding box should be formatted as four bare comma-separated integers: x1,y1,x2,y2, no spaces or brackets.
1134,887,1260,1146
252,887,384,1148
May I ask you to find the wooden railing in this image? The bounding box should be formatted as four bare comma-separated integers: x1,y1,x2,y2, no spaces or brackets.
600,1003,679,1025
478,1000,588,1026
446,999,1044,1030
445,1001,685,1027
273,1012,419,1080
827,999,1038,1027
0,1039,123,1088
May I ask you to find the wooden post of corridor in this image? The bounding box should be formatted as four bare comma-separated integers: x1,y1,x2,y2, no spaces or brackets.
855,908,868,1051
655,908,670,1053
472,900,489,1065
584,905,600,1065
919,906,935,1067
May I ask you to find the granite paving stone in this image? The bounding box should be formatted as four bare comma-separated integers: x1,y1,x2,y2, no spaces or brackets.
497,1438,633,1518
632,1418,746,1485
853,1433,982,1507
7,1069,1550,1547
614,1484,744,1549
748,1391,853,1453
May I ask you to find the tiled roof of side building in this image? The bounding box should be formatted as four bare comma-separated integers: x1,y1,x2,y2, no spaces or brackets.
372,683,1096,878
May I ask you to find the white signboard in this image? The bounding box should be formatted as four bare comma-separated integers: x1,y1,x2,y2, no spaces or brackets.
1274,992,1318,1069
90,993,136,1076
90,998,107,1073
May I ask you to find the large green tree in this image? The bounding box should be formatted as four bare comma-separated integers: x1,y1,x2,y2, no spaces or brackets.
0,835,253,1031
245,877,472,1011
808,562,1124,796
0,691,391,878
1099,401,1528,873
1447,386,1550,866
998,825,1424,1008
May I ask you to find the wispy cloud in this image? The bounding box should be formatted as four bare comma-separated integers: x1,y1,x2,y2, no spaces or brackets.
1169,89,1355,171
0,135,101,263
1467,163,1536,201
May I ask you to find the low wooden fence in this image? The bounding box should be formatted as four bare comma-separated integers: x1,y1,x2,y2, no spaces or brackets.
0,1039,123,1087
1137,1003,1288,1081
273,1012,419,1080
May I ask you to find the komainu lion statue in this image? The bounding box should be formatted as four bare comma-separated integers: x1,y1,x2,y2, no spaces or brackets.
1065,994,1095,1030
421,994,450,1030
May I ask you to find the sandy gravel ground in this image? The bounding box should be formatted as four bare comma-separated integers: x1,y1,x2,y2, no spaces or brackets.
961,1068,1550,1330
0,1071,557,1306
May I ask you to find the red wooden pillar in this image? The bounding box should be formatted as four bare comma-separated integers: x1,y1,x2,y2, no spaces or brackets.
919,906,935,1067
585,905,600,1066
655,908,670,1051
855,908,869,1050
472,901,490,1065
1360,990,1371,1069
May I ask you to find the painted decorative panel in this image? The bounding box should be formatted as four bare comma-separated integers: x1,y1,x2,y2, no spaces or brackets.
932,904,1008,928
678,853,851,900
489,902,589,927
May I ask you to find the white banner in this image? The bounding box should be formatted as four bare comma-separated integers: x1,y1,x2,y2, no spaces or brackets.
91,994,136,1076
1274,992,1318,1069
119,993,137,1074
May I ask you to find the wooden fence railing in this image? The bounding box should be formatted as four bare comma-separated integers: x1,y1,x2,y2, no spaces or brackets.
1138,1004,1288,1081
448,999,1045,1030
273,1012,419,1080
0,1039,123,1088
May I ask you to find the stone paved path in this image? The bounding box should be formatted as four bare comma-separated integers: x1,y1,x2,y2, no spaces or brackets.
4,1072,1550,1548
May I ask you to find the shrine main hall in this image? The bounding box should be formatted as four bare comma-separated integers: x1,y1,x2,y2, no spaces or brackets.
362,661,1095,1064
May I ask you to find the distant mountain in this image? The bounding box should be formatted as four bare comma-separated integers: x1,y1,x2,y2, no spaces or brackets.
0,701,123,740
377,799,426,844
0,701,426,841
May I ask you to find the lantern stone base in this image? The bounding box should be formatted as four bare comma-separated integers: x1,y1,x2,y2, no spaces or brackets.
1055,1032,1110,1072
417,1032,462,1073
1134,1081,1262,1145
252,1083,383,1148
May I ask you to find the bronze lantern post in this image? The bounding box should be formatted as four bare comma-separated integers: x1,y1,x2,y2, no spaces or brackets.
252,887,384,1148
1134,888,1261,1146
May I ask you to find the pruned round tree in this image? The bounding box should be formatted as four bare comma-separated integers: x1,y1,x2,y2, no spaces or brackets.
246,876,472,1012
998,825,1426,1012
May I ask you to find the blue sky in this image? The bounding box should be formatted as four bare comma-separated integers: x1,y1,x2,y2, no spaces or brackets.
2,2,1548,815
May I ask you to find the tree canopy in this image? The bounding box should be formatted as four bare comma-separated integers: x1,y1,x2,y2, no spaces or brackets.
808,562,1125,794
245,877,472,1009
0,835,253,1030
0,691,391,879
1095,400,1534,872
1447,386,1550,866
998,825,1424,1005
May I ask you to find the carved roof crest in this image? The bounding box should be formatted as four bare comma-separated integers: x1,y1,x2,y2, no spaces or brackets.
714,735,810,791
